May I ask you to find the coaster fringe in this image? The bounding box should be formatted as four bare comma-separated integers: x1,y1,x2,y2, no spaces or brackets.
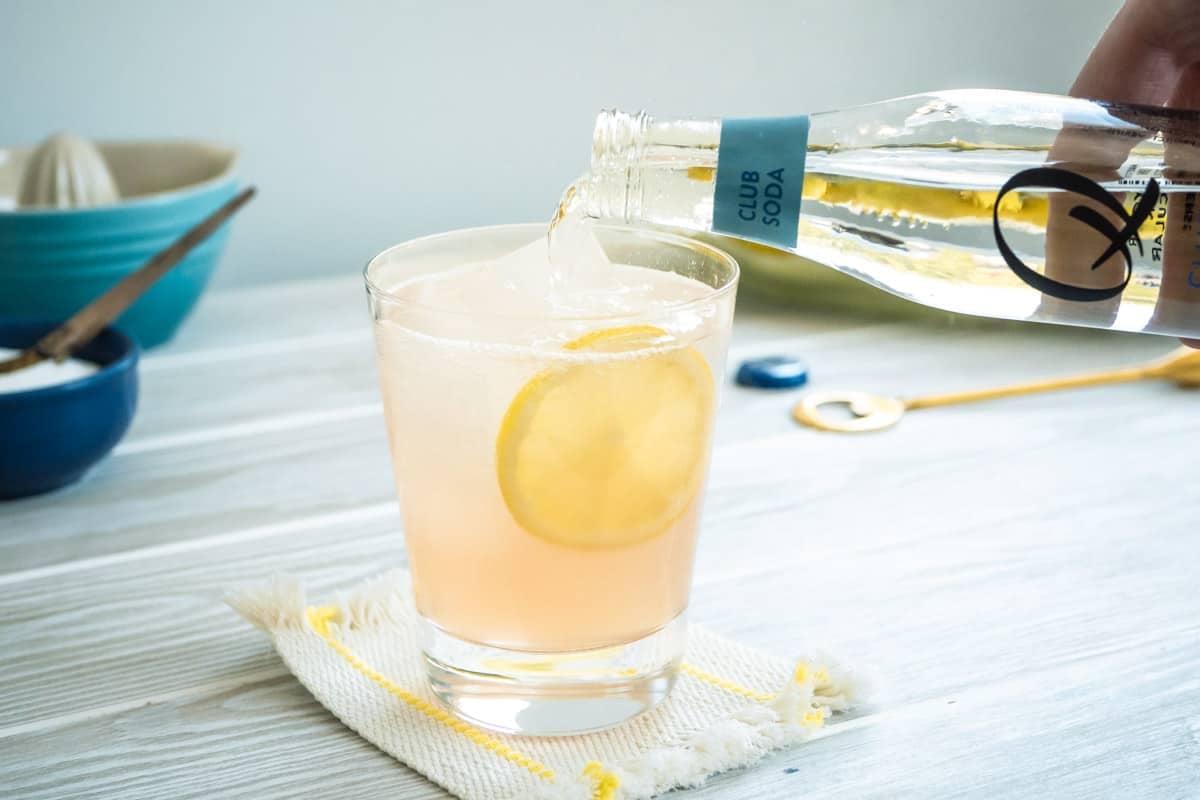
225,574,307,631
226,571,412,633
519,655,862,800
338,569,412,629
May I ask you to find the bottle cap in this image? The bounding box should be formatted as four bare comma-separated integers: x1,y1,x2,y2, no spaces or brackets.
735,356,809,389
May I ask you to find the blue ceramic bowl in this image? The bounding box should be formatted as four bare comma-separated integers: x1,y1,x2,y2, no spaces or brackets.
0,140,240,349
0,319,139,500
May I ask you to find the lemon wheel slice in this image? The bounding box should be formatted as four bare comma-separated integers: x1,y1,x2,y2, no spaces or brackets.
496,325,715,549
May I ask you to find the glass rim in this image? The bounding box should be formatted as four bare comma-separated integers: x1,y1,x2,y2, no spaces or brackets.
363,221,739,323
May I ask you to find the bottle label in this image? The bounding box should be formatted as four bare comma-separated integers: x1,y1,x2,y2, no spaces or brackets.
713,116,809,248
995,167,1160,302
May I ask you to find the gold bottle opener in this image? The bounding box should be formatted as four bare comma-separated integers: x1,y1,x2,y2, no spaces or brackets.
792,346,1200,433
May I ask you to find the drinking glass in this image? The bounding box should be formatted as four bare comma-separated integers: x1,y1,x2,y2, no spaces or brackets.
365,223,738,735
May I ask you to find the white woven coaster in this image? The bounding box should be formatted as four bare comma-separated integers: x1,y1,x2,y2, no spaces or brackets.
228,571,860,800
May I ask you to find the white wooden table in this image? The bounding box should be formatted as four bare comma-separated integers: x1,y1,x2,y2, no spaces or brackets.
2,276,1198,799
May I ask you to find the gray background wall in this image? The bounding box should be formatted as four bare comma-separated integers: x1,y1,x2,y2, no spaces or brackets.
1,0,1123,289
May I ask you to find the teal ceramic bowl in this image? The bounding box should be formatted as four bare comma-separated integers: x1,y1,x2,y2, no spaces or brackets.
0,141,240,348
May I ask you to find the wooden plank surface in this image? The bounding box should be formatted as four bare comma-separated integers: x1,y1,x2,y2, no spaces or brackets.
2,275,1198,799
1,675,452,800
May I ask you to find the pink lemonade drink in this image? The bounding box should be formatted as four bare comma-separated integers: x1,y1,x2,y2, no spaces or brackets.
366,223,737,735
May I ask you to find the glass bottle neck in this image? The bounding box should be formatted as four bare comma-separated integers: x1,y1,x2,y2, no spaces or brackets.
583,109,723,230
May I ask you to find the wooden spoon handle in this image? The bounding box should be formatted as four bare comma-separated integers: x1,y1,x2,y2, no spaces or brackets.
33,186,256,362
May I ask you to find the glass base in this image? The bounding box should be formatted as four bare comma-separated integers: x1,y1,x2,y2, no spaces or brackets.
422,614,686,736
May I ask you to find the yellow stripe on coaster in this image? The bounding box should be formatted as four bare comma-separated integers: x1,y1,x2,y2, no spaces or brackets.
583,761,621,800
680,659,828,729
303,606,556,782
678,662,776,703
803,707,827,729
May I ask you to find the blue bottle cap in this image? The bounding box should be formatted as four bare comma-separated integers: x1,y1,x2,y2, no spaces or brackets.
735,356,809,389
